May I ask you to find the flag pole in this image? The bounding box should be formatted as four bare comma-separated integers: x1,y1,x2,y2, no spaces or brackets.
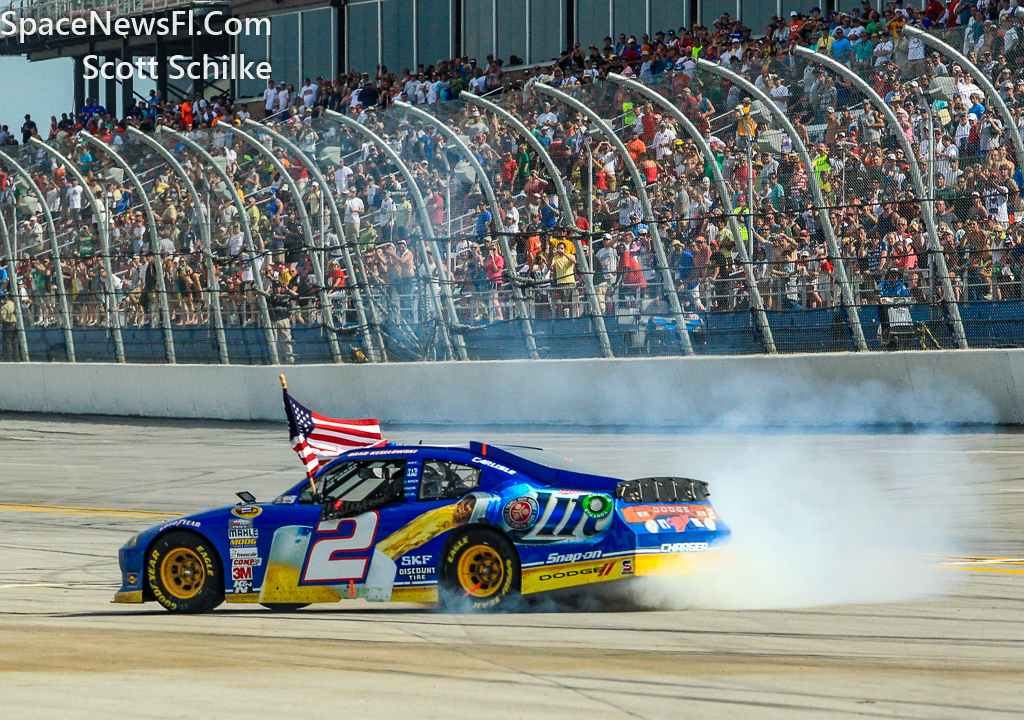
280,374,319,498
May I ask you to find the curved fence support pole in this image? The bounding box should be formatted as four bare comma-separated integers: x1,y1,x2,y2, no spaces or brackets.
461,92,614,358
395,100,540,360
0,211,28,360
222,124,342,364
696,60,869,351
0,149,75,361
904,26,1024,166
607,72,777,354
534,81,696,356
794,47,968,350
159,127,280,365
245,120,383,362
83,133,177,363
325,109,466,361
32,138,126,363
127,127,231,365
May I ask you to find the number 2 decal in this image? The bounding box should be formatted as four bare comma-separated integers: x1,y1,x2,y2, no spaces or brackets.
302,512,380,583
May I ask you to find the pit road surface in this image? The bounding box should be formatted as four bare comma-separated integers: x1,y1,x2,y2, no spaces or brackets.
1,414,1022,719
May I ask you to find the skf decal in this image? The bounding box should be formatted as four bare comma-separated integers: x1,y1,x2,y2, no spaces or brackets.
232,505,262,519
503,497,539,530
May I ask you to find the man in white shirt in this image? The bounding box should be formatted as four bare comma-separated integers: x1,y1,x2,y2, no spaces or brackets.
334,159,353,195
343,187,364,242
537,103,558,137
263,80,277,115
652,122,676,160
378,191,396,242
66,179,84,220
769,76,789,113
300,78,318,109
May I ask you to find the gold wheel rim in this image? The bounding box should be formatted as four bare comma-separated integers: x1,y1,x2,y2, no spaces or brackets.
457,544,504,598
160,548,206,600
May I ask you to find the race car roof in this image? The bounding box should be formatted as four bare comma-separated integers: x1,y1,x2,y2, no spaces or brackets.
469,441,619,491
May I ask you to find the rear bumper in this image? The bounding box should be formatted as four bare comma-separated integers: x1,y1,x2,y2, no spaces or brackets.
634,545,727,576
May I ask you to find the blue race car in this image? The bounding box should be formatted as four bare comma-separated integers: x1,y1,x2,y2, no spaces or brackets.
114,442,730,612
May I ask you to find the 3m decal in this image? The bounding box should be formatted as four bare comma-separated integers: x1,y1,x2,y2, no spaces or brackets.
503,497,539,530
302,512,379,583
232,565,253,581
232,506,262,519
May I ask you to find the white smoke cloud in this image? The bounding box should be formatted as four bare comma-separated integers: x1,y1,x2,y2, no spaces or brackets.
606,432,986,610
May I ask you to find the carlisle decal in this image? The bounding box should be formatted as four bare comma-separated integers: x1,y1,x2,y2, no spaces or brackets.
503,497,539,530
232,506,262,519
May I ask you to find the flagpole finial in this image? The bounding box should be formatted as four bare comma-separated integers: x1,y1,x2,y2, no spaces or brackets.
279,374,287,390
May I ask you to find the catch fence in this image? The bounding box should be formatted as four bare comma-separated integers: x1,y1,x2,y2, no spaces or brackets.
5,21,1024,363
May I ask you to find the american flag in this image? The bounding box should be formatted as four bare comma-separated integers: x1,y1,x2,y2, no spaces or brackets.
283,389,386,478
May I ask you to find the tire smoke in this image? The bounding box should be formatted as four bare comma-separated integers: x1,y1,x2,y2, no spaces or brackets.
607,433,987,610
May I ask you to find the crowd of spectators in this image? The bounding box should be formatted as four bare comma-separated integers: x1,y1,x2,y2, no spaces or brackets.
4,0,1024,361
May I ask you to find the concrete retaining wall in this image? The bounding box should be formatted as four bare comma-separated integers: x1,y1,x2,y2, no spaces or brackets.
1,349,1020,426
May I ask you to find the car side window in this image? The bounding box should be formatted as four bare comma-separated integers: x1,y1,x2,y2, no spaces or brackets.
418,460,481,501
301,460,406,508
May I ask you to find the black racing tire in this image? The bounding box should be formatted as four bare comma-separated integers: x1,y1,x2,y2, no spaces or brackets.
259,603,310,612
439,528,520,612
146,531,224,614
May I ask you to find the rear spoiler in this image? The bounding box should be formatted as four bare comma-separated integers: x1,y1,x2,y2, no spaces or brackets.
615,477,710,503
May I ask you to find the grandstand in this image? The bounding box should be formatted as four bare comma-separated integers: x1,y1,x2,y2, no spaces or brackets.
4,5,1024,364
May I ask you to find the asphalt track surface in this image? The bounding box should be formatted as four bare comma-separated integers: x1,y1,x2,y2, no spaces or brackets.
1,414,1022,719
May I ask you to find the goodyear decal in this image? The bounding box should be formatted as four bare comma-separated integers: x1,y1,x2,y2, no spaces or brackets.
521,555,636,594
